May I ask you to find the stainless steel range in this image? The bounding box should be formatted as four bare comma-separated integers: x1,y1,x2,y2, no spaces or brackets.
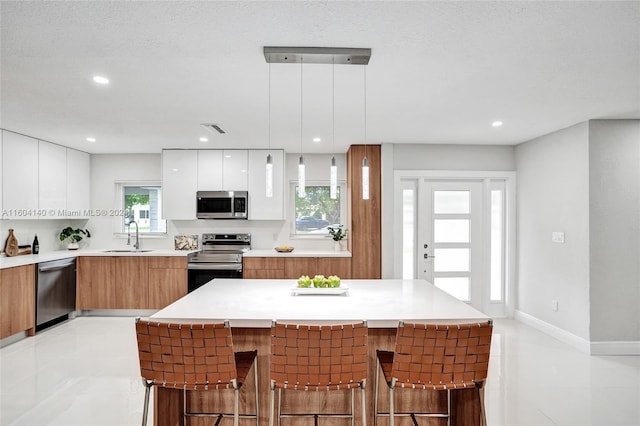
187,233,251,292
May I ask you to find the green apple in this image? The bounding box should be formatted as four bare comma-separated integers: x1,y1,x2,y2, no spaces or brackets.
297,275,312,288
313,275,325,288
327,275,341,288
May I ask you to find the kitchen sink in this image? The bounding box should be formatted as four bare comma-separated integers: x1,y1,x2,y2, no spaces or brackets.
102,249,154,253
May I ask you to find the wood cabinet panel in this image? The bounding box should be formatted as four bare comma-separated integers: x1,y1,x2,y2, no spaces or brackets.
243,269,285,279
284,257,319,279
318,257,352,279
0,264,35,339
76,257,115,309
113,257,149,309
148,256,187,269
148,269,187,309
243,257,284,271
347,145,382,279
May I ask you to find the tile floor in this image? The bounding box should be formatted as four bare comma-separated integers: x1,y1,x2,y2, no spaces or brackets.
1,317,639,425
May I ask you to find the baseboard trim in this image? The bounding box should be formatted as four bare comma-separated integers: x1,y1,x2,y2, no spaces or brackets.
590,341,640,356
514,310,591,354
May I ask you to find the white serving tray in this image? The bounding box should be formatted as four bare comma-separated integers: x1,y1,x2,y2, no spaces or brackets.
291,284,349,296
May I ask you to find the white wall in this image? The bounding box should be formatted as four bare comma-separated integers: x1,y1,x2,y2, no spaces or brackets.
87,152,345,251
1,219,88,253
393,144,516,171
588,120,640,342
515,122,591,340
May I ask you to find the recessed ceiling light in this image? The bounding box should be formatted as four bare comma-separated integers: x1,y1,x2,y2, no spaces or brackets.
313,137,321,143
199,137,209,142
492,121,503,127
92,75,109,85
86,137,96,142
225,154,232,158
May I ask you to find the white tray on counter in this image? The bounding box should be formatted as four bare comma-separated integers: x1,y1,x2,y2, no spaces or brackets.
291,284,349,296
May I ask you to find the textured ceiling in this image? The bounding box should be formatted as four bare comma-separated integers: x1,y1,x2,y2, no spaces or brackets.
1,1,639,154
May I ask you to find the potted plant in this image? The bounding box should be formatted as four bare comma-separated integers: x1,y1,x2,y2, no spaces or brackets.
59,227,91,250
327,225,347,251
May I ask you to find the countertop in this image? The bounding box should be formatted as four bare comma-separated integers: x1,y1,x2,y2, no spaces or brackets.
150,278,488,328
0,248,196,269
0,248,351,269
243,249,351,258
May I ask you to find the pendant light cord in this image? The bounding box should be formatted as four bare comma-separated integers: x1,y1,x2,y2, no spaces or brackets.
268,61,271,155
332,57,335,155
364,65,367,158
300,57,303,157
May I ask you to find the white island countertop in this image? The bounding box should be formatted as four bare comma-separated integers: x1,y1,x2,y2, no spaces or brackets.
150,279,488,328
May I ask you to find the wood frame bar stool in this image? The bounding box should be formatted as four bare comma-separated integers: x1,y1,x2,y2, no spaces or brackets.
374,320,493,426
269,321,368,426
135,318,258,426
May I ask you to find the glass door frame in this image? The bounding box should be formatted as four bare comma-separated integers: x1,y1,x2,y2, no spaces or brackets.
393,170,516,317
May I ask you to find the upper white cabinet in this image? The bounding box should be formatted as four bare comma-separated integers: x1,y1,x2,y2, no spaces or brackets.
163,149,283,220
222,150,248,191
1,130,91,219
162,150,198,220
2,131,39,217
39,141,67,212
197,150,223,190
66,148,90,213
248,150,284,220
0,132,3,215
196,150,248,191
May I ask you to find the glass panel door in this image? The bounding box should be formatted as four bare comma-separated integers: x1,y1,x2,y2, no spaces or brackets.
419,181,483,310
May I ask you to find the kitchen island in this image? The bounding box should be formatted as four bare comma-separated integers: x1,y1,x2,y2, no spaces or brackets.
149,279,490,425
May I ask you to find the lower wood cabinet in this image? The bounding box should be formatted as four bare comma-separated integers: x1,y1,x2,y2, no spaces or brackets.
113,257,148,309
243,257,285,279
244,256,351,279
0,264,35,339
77,256,187,310
148,257,188,309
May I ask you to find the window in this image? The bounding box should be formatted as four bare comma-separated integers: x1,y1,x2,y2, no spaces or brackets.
292,182,346,236
116,183,166,234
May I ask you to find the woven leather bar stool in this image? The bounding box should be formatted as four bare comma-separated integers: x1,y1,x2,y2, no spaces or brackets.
374,320,493,426
269,321,368,426
135,318,258,426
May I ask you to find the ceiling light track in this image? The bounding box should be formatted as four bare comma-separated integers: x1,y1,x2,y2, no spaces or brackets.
264,47,371,65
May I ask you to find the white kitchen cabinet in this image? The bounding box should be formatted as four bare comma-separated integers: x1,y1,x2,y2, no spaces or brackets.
0,132,3,216
2,131,39,218
162,149,198,220
222,150,248,190
38,141,67,213
248,149,284,220
66,148,90,214
197,150,223,190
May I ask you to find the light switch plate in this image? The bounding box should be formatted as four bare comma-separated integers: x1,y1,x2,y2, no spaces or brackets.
552,231,565,243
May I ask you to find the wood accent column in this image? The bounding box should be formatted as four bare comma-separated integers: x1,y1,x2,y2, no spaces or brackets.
347,144,381,279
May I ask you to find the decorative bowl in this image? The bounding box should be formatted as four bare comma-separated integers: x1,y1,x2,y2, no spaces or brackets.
274,246,294,253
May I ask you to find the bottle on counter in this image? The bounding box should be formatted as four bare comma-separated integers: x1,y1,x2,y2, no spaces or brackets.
32,234,39,254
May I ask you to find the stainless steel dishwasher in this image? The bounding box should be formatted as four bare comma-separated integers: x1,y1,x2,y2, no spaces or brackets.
36,257,76,331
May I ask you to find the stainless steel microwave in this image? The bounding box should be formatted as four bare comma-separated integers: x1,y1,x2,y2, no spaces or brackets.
196,191,248,219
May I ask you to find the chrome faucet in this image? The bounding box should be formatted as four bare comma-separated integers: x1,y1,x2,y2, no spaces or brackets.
127,220,140,250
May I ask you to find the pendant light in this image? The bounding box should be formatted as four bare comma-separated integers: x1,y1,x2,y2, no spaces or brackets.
330,57,338,199
298,57,306,198
362,66,370,200
266,61,273,198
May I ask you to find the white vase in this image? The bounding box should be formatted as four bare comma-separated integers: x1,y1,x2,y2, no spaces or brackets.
334,241,343,251
67,241,79,250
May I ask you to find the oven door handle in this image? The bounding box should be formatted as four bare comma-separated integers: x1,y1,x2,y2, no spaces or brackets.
188,263,242,271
